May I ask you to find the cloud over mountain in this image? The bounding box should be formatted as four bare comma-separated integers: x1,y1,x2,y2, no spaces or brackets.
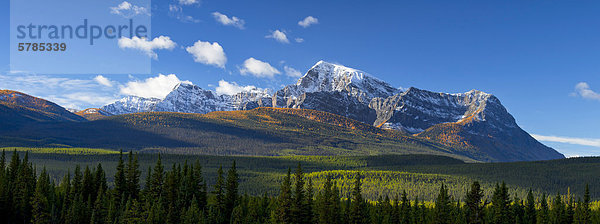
239,58,281,78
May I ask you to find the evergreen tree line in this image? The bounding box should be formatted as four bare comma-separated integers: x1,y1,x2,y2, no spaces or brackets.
0,150,598,224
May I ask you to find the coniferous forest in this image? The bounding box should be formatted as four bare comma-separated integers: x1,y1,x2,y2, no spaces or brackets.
1,150,599,224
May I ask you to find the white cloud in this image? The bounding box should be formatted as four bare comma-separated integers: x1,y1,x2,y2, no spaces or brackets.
573,82,600,101
298,16,318,28
239,58,281,78
56,93,119,108
284,66,302,78
185,40,227,68
119,74,191,99
178,0,200,5
266,30,289,44
0,74,118,109
212,12,245,29
532,134,600,148
215,80,265,95
168,4,200,23
110,1,149,18
94,75,113,87
295,38,304,43
118,36,176,59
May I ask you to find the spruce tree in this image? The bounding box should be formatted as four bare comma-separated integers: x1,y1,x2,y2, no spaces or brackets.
31,168,51,224
349,172,365,224
211,166,226,224
225,160,239,220
400,190,411,224
583,184,591,223
182,196,203,224
524,189,537,224
82,166,94,203
125,151,141,200
277,167,293,224
550,193,566,224
148,155,164,200
94,163,107,201
512,196,524,224
305,177,315,224
165,164,182,224
491,182,511,224
317,174,333,224
465,181,485,224
537,193,549,224
193,160,207,211
114,150,126,205
292,163,305,224
434,183,452,224
14,152,35,223
566,195,574,224
331,181,342,224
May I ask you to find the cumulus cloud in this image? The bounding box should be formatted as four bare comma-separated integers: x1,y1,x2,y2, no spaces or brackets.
110,1,149,18
239,58,281,78
298,16,318,28
212,12,245,29
178,0,200,5
215,80,265,95
573,82,600,101
94,75,113,87
284,66,302,78
532,134,600,148
118,36,176,59
185,40,227,68
120,74,191,99
266,30,289,44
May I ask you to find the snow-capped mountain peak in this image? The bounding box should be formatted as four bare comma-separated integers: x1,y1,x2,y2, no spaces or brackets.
295,61,399,100
101,96,161,115
103,82,274,115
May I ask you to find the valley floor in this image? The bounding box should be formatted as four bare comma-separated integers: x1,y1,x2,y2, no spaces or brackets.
4,147,599,202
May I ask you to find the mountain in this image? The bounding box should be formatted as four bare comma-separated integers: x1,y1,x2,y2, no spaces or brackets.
0,108,476,161
102,83,272,115
6,61,562,161
74,108,113,120
273,60,400,107
0,90,85,130
268,62,564,161
102,96,161,115
0,90,84,121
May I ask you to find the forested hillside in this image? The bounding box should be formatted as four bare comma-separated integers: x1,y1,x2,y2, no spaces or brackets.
5,149,599,202
0,150,598,224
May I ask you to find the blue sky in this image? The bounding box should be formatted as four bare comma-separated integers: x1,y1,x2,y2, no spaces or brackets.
1,0,599,157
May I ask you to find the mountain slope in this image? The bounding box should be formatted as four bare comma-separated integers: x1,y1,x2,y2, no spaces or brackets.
0,90,85,133
0,107,477,160
75,108,113,121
